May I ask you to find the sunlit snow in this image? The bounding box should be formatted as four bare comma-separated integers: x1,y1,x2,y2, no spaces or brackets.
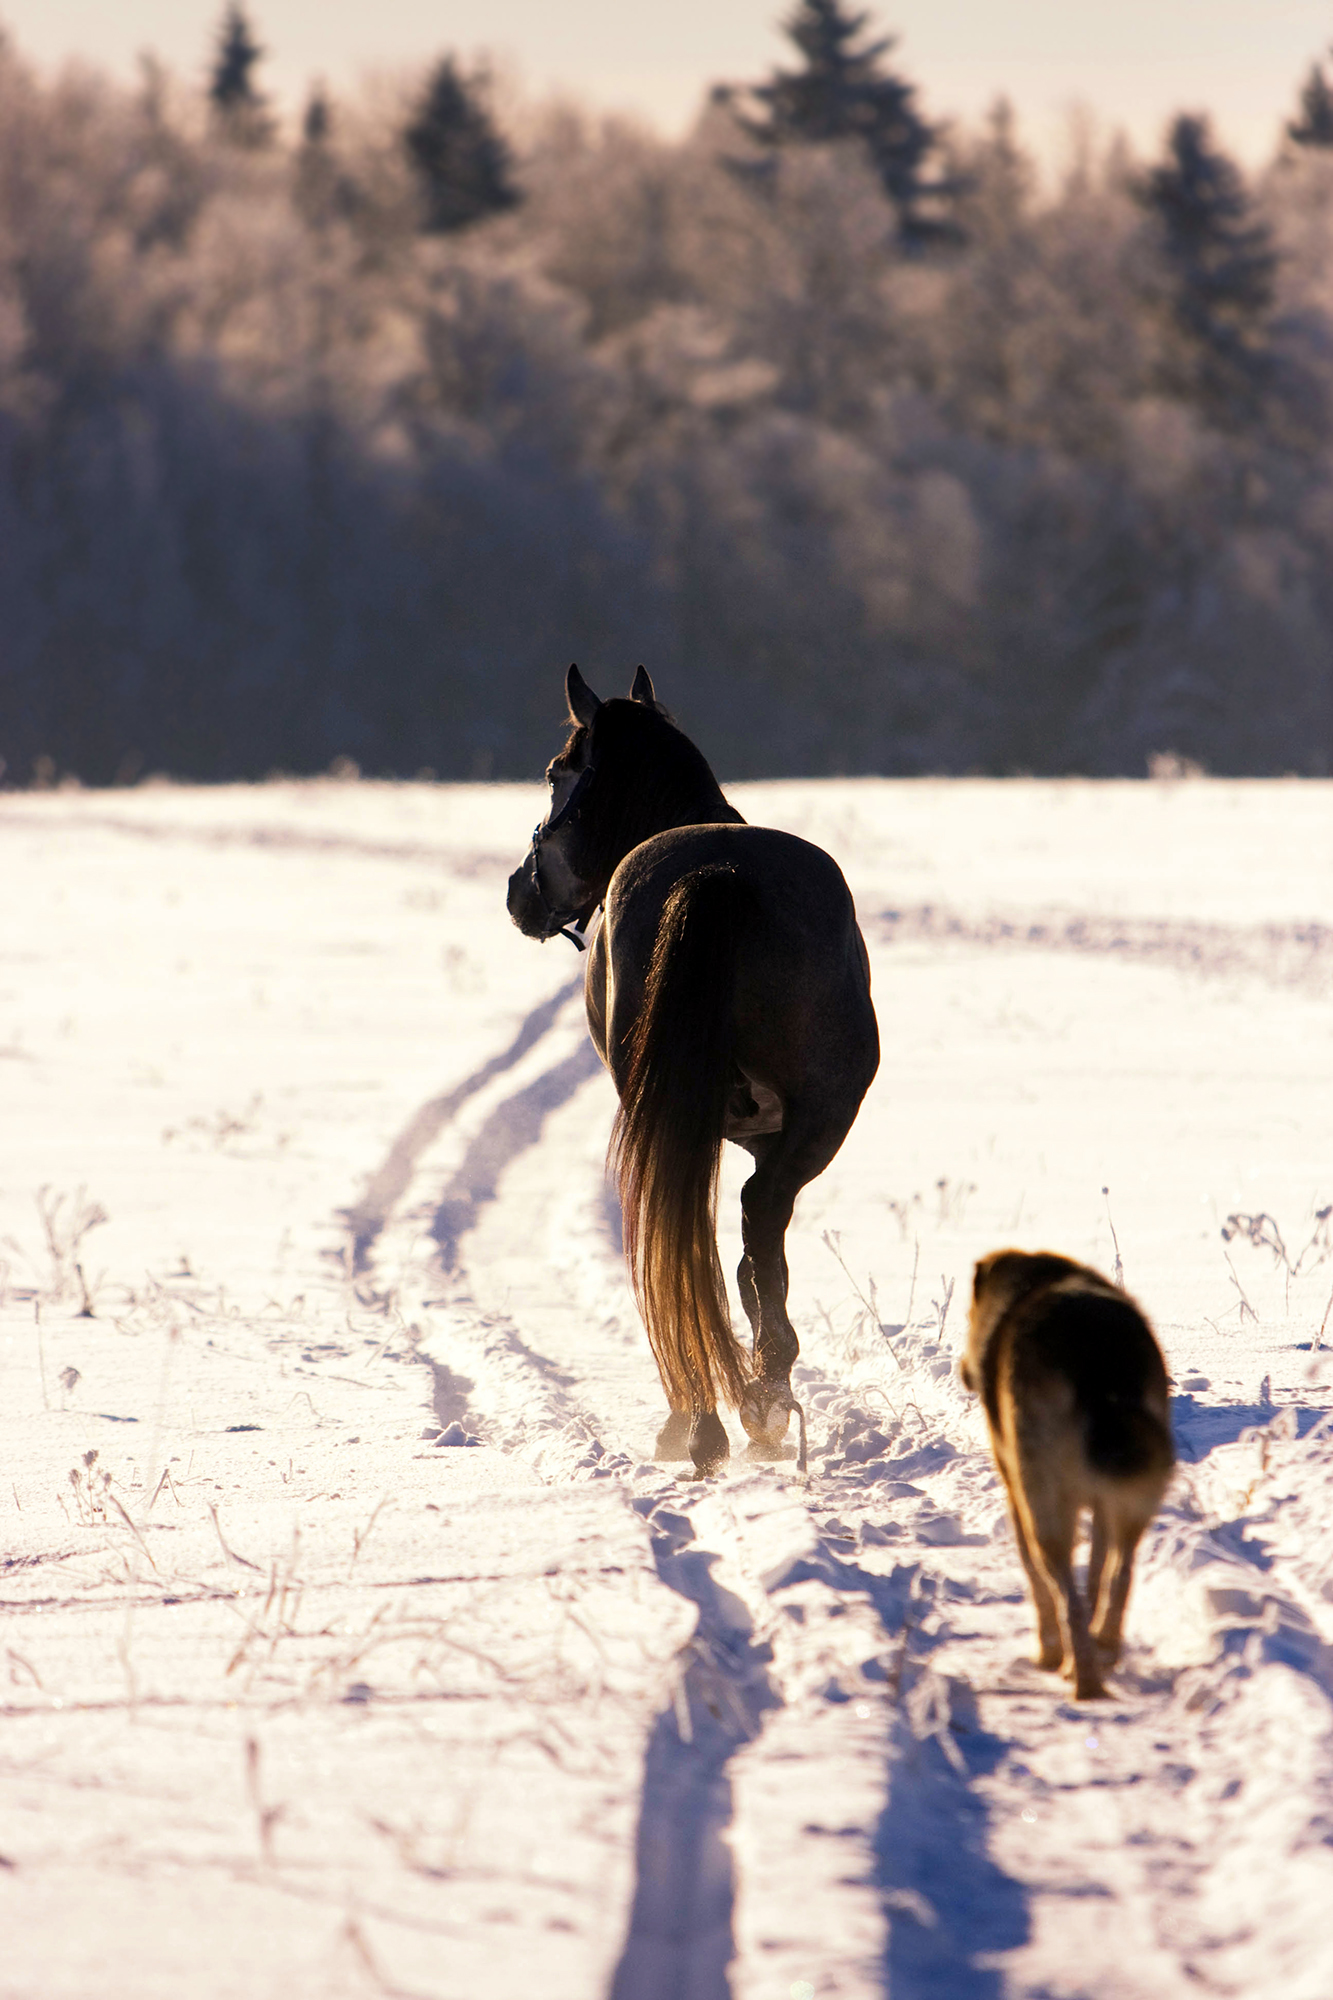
2,775,1331,1996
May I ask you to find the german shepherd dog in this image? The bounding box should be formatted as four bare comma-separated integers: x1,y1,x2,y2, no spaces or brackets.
961,1250,1175,1700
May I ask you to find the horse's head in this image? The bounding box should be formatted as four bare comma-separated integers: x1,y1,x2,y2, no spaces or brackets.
506,663,659,944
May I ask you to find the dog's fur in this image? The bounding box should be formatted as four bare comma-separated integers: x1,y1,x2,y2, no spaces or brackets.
961,1249,1175,1700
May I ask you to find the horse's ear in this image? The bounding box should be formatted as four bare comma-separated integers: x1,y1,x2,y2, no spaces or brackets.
630,665,656,705
566,663,602,727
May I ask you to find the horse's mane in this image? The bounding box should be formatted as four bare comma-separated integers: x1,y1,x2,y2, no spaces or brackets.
560,698,741,880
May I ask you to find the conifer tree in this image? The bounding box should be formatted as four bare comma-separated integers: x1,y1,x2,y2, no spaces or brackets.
1137,113,1276,427
208,3,272,146
403,58,520,234
294,82,354,228
741,0,955,246
302,82,331,148
1287,54,1333,148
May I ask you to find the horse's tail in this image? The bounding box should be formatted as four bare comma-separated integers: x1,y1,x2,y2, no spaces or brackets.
611,865,751,1416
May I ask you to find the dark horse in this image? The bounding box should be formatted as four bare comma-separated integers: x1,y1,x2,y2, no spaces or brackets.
506,665,879,1474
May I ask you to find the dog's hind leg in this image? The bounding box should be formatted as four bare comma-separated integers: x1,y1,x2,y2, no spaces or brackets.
996,1459,1063,1670
1090,1508,1150,1663
1032,1511,1106,1700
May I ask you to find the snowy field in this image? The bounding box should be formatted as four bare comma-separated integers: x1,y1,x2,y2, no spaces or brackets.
2,773,1332,2000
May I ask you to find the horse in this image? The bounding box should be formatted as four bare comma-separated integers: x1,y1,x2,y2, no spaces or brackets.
506,664,880,1474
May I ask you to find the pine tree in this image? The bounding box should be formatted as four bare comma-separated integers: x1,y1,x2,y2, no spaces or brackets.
1287,55,1333,148
294,82,358,228
208,3,272,146
403,59,520,235
1137,113,1277,427
302,82,331,148
741,0,955,246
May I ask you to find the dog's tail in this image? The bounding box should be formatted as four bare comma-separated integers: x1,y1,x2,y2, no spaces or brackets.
610,865,751,1416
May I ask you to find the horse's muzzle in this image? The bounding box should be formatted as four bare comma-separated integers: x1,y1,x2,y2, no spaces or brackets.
506,859,556,939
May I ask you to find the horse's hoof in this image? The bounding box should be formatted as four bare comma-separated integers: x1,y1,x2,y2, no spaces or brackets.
654,1409,693,1461
739,1379,792,1448
688,1410,730,1475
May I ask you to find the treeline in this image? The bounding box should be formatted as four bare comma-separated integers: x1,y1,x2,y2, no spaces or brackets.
3,0,1333,782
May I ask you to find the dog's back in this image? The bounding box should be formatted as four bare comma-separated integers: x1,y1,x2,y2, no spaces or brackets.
963,1249,1174,1698
999,1273,1174,1487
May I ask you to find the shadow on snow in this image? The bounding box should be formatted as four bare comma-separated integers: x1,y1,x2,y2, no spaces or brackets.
610,1505,779,2000
1171,1393,1330,1462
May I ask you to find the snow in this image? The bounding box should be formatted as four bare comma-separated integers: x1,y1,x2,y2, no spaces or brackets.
2,772,1332,1997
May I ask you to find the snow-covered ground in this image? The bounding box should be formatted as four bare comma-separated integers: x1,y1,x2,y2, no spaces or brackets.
2,773,1331,1999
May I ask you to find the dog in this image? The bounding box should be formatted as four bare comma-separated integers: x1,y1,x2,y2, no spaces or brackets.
961,1249,1175,1700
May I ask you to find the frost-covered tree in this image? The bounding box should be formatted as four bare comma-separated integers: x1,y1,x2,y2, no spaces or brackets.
913,101,1146,453
3,28,1333,785
208,3,272,146
738,0,954,245
403,58,520,234
1287,53,1333,149
1137,114,1277,427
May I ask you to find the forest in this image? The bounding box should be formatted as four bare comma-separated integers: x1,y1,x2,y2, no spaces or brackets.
3,0,1333,783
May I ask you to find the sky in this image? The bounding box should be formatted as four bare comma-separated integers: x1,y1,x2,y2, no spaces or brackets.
2,0,1331,164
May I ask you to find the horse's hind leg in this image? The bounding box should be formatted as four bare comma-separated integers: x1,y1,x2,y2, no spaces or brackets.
654,1408,692,1460
653,1405,727,1472
736,1247,761,1346
654,1406,728,1473
737,1166,795,1447
689,1408,729,1476
737,1111,850,1448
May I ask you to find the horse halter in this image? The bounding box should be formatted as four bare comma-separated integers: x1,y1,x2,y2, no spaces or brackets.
528,764,598,950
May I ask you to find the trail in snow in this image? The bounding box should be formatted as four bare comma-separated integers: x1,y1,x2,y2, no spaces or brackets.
345,974,584,1269
430,1041,603,1273
867,904,1333,996
349,842,1333,1998
5,777,1333,1999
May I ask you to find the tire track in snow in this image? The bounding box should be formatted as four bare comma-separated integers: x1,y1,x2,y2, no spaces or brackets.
339,1010,800,1989
374,1164,1042,1989
346,990,633,1474
346,1014,938,1990
354,1023,1040,1992
413,1073,1009,1979
340,974,627,1472
430,1040,604,1272
868,903,1333,994
1,806,512,877
365,1046,803,1992
414,1033,615,1471
345,1028,843,1993
344,973,584,1269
